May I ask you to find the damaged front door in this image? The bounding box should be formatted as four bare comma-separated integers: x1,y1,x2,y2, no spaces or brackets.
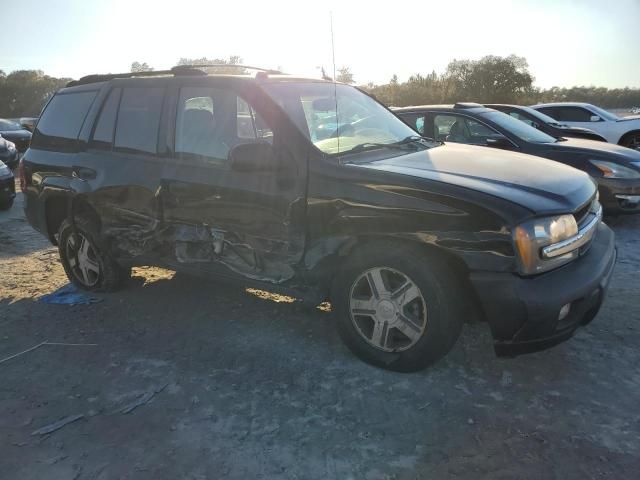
160,82,307,283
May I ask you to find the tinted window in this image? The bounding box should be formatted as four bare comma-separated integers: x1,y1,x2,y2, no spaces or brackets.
482,111,556,143
508,111,538,127
398,113,425,135
32,91,98,149
91,88,121,148
434,114,502,145
539,106,592,122
175,87,273,163
114,87,164,154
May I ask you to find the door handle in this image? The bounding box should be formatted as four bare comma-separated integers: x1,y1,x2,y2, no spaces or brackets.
72,166,97,180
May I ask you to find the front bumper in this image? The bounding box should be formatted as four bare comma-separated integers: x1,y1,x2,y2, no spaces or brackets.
470,223,616,356
597,178,640,214
0,174,16,202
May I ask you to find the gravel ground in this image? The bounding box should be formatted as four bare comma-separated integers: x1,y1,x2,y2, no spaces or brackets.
1,185,639,480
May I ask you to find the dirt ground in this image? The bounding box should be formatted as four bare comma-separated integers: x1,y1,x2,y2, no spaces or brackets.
1,184,640,480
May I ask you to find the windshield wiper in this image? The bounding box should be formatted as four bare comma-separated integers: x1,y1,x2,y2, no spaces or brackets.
344,136,434,155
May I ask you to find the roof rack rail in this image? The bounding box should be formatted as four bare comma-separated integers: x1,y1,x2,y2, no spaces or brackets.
66,67,206,87
171,64,282,74
454,102,484,109
66,64,283,87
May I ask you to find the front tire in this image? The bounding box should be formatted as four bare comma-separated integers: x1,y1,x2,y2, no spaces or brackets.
58,217,130,292
332,243,464,372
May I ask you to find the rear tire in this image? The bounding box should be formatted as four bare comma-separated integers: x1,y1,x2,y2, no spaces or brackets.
0,198,14,211
331,242,464,372
58,216,130,292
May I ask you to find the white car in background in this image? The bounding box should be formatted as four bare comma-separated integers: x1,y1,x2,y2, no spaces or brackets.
531,102,640,150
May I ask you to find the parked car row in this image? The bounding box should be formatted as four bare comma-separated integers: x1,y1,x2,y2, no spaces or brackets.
394,103,640,214
0,118,33,170
19,67,618,371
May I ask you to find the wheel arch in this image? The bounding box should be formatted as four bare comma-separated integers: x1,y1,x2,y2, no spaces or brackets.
306,234,487,323
45,193,102,244
618,129,640,146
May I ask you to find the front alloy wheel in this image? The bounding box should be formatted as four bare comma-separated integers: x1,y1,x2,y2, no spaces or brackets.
349,267,427,352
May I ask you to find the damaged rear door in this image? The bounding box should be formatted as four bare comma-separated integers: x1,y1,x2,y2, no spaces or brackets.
159,79,308,283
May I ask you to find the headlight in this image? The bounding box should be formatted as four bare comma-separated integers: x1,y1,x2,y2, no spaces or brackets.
513,213,579,275
0,162,11,176
590,160,640,178
7,142,16,152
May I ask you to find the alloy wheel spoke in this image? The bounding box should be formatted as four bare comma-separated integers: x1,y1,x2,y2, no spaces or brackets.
394,313,422,341
370,321,389,348
84,257,100,274
366,268,388,298
391,281,421,308
351,297,377,315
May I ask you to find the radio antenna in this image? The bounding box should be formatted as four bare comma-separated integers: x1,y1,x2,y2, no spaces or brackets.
330,11,340,154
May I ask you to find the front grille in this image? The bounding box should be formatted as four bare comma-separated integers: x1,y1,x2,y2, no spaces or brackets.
574,198,593,228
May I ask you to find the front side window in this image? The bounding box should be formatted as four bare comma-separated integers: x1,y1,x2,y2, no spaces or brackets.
434,114,501,145
32,90,98,149
262,82,423,155
114,87,164,154
175,87,273,164
508,111,538,127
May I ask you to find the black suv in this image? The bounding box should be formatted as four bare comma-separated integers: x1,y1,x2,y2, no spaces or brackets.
394,104,640,214
21,68,616,371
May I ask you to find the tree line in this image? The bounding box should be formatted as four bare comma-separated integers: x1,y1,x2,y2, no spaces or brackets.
1,55,639,118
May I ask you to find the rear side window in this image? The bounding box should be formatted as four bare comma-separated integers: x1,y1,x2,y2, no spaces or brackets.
114,87,164,154
539,106,593,122
32,91,98,150
91,88,121,148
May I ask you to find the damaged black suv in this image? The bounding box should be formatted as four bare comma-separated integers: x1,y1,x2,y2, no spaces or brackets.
21,66,616,371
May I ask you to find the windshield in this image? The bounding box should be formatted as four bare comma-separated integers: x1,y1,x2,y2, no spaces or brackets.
262,82,424,155
588,105,619,121
482,111,557,143
0,119,22,131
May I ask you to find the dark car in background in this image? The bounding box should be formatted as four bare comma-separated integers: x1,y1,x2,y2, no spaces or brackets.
21,69,615,371
0,135,19,169
0,119,32,157
394,103,640,214
0,160,16,210
485,104,607,142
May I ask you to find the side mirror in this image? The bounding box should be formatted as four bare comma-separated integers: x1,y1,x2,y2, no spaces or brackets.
229,142,278,172
486,135,513,149
590,115,601,122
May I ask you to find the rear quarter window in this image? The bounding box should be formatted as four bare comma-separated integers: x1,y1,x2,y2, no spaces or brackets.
31,91,98,151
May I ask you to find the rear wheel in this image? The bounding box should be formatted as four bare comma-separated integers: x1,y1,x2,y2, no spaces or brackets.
58,217,130,291
621,131,640,150
0,198,14,211
332,243,464,372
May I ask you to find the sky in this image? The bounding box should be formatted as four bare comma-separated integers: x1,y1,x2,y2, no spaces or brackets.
2,0,639,89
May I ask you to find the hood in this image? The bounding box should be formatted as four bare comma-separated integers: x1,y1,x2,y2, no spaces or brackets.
548,137,640,163
618,115,640,122
0,129,31,139
353,143,595,214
